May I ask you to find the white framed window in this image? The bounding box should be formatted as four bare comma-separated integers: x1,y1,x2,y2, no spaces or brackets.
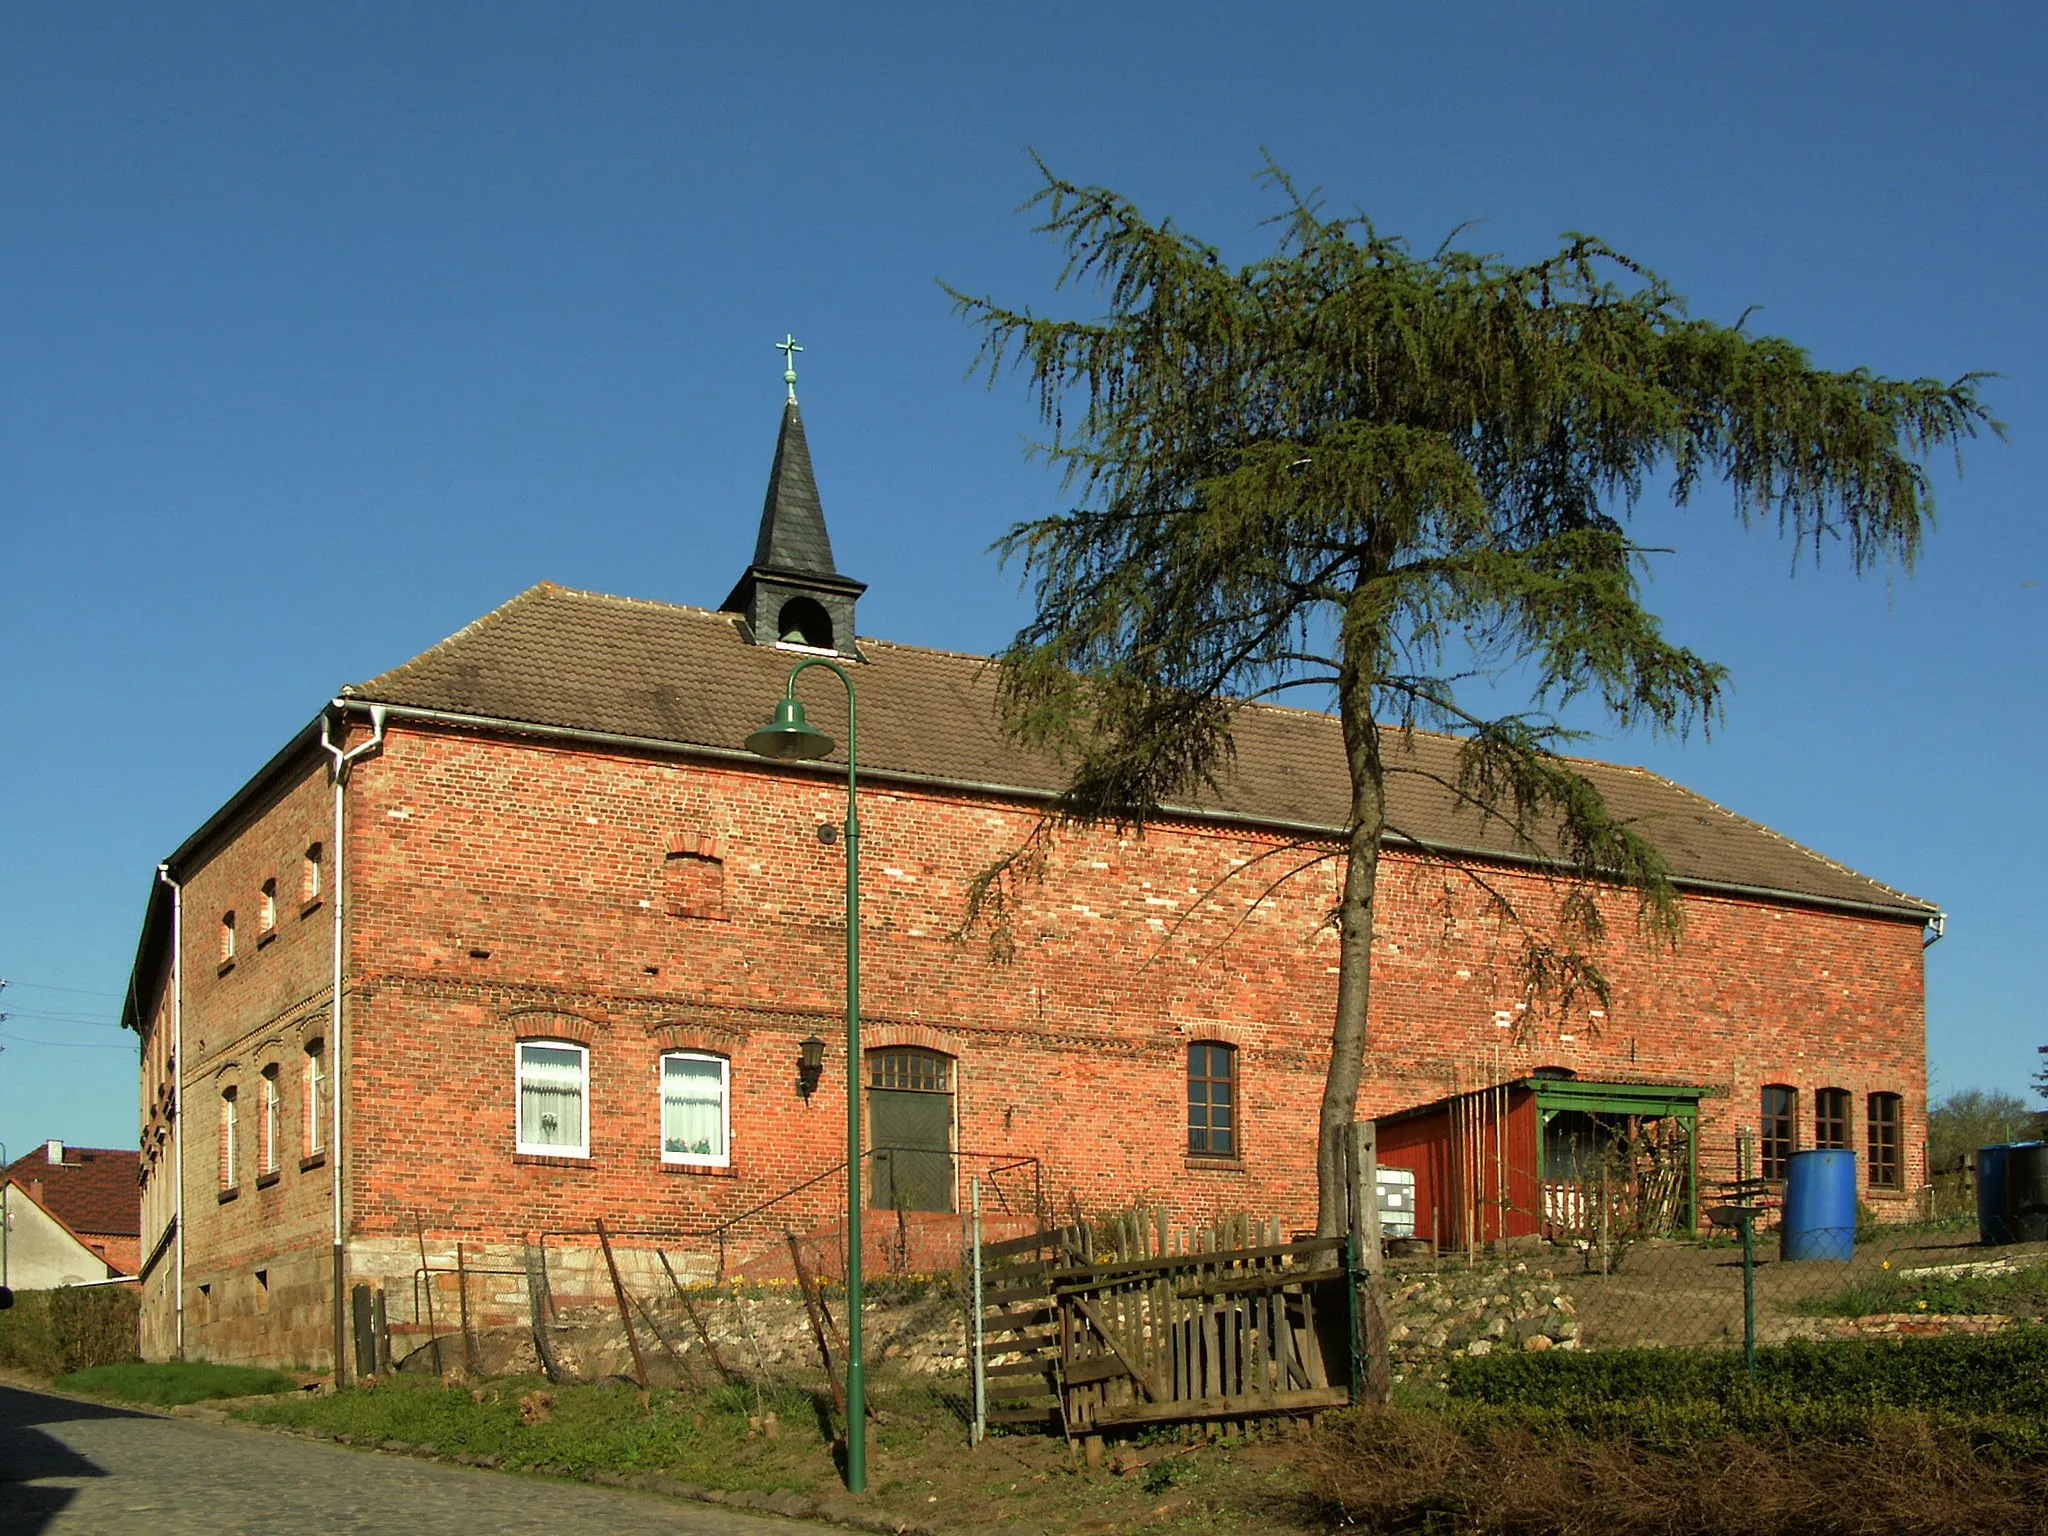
220,1087,238,1189
305,1041,326,1155
260,1067,279,1174
259,878,278,937
517,1040,589,1157
661,1052,730,1167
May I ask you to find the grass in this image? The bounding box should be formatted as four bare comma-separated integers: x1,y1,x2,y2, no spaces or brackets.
231,1374,1316,1534
56,1360,302,1407
1792,1256,2048,1319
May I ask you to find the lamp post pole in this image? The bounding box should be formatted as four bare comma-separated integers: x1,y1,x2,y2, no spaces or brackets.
746,658,865,1492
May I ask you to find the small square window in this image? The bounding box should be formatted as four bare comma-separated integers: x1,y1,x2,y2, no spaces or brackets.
517,1041,589,1157
661,1052,731,1166
1188,1042,1237,1158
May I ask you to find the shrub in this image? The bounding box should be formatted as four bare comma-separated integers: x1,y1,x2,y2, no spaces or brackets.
0,1287,139,1375
1446,1326,2048,1418
1304,1405,2048,1536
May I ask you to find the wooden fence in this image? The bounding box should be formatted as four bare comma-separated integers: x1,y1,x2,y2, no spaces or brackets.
975,1208,1356,1445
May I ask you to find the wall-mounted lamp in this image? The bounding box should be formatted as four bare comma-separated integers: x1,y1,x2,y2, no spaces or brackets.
798,1035,826,1100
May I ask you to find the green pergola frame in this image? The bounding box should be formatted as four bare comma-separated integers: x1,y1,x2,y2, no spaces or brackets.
1533,1079,1707,1232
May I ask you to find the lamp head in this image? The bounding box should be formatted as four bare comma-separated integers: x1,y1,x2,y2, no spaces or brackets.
797,1034,827,1099
745,697,835,761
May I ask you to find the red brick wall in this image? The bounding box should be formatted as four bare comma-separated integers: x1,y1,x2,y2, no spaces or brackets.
139,759,340,1365
144,713,1929,1364
334,722,1926,1261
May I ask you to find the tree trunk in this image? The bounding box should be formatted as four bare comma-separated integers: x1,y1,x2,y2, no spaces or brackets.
1316,641,1388,1235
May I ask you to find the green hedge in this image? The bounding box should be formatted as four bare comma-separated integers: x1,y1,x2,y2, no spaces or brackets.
1447,1327,2048,1419
0,1287,140,1376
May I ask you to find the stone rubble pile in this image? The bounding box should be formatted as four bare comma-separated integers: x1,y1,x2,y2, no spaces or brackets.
1382,1261,1580,1382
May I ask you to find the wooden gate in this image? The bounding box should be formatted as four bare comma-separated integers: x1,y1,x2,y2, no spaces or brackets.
976,1209,1355,1438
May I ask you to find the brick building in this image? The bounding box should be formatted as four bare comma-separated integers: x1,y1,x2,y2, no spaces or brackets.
1,1142,141,1286
123,390,1938,1369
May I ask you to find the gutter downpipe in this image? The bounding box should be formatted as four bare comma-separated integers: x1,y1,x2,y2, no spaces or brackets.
156,863,184,1358
318,701,388,1383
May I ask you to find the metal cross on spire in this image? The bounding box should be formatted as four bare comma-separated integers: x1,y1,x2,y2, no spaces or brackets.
777,333,803,403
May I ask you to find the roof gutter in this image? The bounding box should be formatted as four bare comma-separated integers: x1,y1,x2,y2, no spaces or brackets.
328,697,1938,927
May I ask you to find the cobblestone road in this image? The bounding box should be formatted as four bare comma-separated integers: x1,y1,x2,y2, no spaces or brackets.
0,1383,828,1536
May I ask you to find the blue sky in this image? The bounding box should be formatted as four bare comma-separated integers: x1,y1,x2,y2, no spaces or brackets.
2,3,2042,1152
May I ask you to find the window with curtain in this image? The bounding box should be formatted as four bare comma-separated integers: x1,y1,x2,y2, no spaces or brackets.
517,1041,588,1156
1188,1042,1238,1158
1760,1085,1796,1180
661,1052,730,1166
1867,1092,1903,1190
1814,1087,1851,1150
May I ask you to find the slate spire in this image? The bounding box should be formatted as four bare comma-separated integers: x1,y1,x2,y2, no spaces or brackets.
720,337,865,656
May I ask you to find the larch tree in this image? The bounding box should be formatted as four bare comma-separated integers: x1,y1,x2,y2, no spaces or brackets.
950,162,1996,1234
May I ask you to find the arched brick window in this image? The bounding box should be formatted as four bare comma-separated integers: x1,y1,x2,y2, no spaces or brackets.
1188,1042,1238,1159
1760,1085,1797,1180
1867,1093,1903,1191
1814,1088,1851,1151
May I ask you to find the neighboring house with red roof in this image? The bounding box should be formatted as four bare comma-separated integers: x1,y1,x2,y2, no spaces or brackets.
2,1142,140,1286
121,380,1938,1371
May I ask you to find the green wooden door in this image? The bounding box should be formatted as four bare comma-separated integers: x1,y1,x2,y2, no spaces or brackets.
871,1088,954,1212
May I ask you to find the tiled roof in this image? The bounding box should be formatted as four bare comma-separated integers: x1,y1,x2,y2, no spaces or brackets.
343,583,1935,920
3,1146,140,1240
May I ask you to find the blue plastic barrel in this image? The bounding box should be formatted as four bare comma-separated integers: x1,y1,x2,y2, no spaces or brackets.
1780,1148,1857,1261
1977,1143,2015,1246
2006,1143,2048,1244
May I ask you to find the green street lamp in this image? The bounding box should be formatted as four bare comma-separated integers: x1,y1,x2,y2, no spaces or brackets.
745,658,866,1493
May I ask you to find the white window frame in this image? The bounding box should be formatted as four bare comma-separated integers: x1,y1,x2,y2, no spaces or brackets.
260,1068,280,1174
305,1042,326,1155
221,1088,238,1188
660,1051,732,1169
516,1039,590,1158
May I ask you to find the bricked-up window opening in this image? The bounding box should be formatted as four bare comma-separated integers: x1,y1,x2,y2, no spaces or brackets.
661,1052,730,1166
1188,1042,1237,1158
517,1041,588,1157
302,842,323,905
259,879,277,936
1814,1087,1851,1150
260,1068,279,1175
1868,1092,1903,1190
1760,1084,1797,1180
663,835,726,920
304,1041,326,1155
219,1088,238,1189
219,911,236,965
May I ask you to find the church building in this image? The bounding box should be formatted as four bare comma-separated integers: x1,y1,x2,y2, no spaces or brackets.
123,362,1938,1369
